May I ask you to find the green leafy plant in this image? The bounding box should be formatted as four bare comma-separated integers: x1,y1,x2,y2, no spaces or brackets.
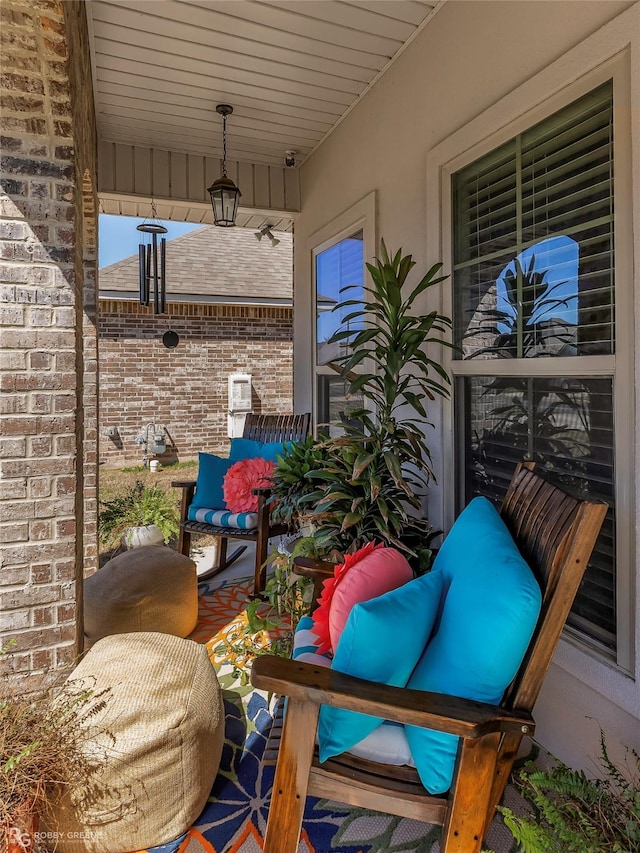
497,732,640,853
283,242,452,571
214,600,283,686
328,240,454,488
215,537,327,681
264,536,325,631
303,432,436,570
98,480,180,549
267,243,452,572
269,434,332,530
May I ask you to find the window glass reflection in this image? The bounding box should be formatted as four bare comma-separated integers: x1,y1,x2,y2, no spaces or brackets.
463,236,579,358
316,231,364,366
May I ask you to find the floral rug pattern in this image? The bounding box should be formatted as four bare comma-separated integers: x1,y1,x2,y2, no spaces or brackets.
149,574,521,853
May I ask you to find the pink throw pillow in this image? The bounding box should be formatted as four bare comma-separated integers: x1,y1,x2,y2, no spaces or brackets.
312,542,413,655
223,457,275,513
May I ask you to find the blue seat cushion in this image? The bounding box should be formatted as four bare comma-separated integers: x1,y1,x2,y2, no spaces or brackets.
318,568,444,762
405,496,542,794
229,437,289,464
190,453,233,510
187,506,258,530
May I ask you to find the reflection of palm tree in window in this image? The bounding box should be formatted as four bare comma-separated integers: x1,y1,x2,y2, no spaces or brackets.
480,376,591,459
465,236,592,471
463,235,579,359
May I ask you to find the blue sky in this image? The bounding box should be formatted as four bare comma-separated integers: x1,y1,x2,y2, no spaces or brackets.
316,235,364,364
496,235,579,329
99,214,203,268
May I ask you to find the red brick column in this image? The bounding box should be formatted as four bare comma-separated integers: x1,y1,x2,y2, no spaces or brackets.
0,0,97,687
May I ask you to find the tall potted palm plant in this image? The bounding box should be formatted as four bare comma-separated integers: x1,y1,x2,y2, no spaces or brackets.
276,241,454,571
326,240,453,485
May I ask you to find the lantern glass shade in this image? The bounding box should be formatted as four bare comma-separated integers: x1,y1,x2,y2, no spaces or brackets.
208,176,241,227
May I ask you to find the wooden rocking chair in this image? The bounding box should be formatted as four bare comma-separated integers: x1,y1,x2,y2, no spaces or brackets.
172,412,310,597
251,461,608,852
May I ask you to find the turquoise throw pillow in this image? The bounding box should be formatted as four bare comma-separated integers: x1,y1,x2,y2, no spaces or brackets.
191,452,233,509
405,496,542,795
318,568,444,763
229,437,288,463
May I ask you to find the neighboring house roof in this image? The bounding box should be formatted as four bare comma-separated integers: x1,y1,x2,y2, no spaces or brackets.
99,225,292,306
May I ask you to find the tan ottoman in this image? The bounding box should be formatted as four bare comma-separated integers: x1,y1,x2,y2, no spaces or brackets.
84,545,198,647
47,632,225,852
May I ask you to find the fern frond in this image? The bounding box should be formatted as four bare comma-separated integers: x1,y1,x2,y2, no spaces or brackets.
499,808,557,853
503,732,640,853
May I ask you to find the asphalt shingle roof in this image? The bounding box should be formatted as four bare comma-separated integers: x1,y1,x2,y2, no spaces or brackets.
99,225,292,304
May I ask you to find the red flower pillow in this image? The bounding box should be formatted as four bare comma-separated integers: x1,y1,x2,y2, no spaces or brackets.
312,542,413,655
223,457,276,513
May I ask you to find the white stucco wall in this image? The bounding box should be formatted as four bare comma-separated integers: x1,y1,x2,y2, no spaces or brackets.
294,0,639,771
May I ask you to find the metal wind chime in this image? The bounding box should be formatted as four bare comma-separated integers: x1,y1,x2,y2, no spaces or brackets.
137,203,167,314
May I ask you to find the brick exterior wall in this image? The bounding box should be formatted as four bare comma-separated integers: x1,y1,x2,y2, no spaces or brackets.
0,0,97,687
98,300,293,465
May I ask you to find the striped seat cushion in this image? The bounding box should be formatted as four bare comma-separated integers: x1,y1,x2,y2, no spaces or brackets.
187,505,258,530
292,616,332,667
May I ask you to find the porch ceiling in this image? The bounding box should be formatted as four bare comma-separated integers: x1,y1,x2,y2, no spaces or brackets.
87,1,443,224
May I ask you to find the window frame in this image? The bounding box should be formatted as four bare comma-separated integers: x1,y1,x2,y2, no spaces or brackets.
307,192,377,434
429,56,634,673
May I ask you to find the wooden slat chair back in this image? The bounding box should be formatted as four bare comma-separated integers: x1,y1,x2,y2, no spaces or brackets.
251,461,608,852
243,413,311,444
173,412,310,597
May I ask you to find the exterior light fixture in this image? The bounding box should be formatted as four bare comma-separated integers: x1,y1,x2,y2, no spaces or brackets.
255,225,280,247
207,104,241,227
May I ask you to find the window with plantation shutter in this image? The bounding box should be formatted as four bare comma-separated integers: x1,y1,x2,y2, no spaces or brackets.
451,82,619,654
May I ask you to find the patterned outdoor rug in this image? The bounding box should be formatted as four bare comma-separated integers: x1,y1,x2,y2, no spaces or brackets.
144,573,523,853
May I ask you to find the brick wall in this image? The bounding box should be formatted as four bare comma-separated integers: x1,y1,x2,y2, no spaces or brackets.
98,300,293,465
0,0,97,687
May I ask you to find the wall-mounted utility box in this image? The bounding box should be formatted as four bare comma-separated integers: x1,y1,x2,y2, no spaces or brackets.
228,373,252,438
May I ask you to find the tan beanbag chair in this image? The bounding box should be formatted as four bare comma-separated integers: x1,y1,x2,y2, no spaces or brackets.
84,545,198,646
47,632,224,852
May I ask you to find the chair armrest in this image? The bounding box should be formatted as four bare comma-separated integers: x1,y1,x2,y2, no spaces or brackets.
251,655,534,740
172,480,196,523
292,557,336,612
293,556,335,580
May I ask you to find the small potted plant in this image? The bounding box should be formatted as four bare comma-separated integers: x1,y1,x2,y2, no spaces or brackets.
98,480,180,552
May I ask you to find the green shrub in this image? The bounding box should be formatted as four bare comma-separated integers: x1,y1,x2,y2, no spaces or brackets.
498,732,640,853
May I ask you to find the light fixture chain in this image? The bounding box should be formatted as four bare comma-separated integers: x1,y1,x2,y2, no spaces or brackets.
222,113,227,177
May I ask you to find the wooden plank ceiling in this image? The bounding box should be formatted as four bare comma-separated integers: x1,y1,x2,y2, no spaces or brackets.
88,0,442,229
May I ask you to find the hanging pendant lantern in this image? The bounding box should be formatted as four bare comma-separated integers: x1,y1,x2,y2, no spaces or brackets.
136,204,168,314
207,104,241,227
